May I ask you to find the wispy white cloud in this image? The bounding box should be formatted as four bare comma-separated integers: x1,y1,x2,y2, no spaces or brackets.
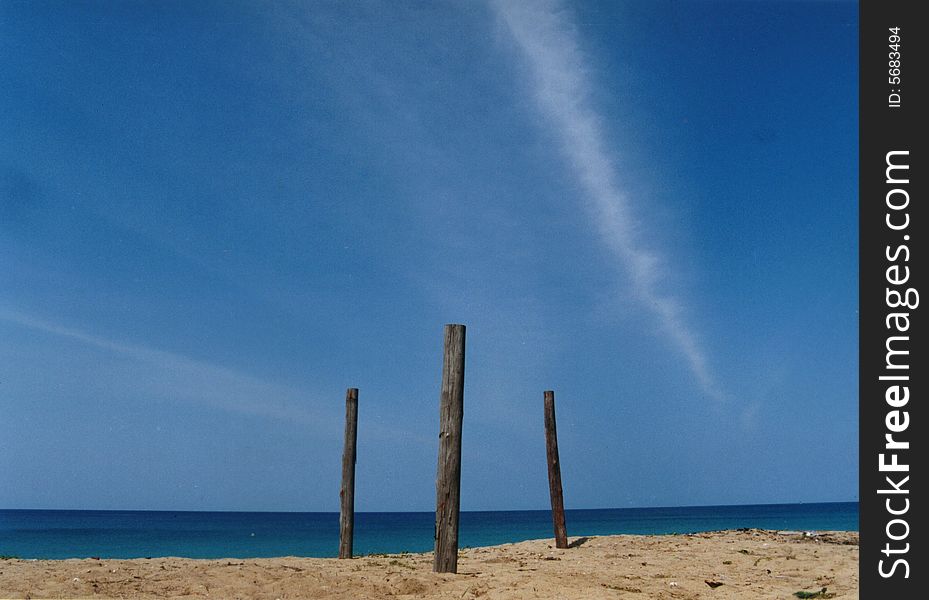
0,308,335,427
493,0,725,401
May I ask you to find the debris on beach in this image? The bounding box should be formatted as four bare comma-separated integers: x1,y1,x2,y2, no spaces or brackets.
793,588,836,599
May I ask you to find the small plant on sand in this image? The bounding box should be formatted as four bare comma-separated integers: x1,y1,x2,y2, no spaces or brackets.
602,583,643,593
794,588,836,599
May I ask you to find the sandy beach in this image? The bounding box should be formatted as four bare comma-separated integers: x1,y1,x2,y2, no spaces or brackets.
0,529,858,599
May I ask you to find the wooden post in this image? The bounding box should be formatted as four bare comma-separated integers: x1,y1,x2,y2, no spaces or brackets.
339,387,359,559
544,390,568,549
434,324,466,573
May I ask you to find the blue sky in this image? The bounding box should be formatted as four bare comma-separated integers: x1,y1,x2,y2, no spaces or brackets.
0,0,857,512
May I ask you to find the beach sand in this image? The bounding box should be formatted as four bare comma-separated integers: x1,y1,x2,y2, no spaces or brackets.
0,529,858,599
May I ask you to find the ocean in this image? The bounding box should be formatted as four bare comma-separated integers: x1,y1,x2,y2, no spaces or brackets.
0,502,857,560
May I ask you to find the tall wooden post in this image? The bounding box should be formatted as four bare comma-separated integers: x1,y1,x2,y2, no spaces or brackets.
434,324,466,573
544,390,568,549
339,387,359,559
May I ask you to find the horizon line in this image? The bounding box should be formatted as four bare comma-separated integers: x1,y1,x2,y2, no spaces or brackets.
0,499,860,515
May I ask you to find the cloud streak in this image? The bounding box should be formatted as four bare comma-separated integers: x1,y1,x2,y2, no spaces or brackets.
493,0,725,401
0,308,335,428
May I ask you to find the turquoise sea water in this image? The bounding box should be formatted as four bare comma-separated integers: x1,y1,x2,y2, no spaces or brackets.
0,502,857,559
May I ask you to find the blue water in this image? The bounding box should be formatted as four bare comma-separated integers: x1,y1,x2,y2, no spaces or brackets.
0,502,857,559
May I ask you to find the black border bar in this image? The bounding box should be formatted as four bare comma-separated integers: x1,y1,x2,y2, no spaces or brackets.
860,0,924,595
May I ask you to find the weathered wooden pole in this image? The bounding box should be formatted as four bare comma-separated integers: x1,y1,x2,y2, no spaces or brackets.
434,324,466,573
339,387,359,559
544,390,568,549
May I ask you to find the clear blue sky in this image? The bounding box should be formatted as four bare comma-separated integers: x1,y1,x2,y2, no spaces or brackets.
1,0,857,512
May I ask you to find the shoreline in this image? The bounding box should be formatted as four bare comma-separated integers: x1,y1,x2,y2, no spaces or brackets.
0,528,858,599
